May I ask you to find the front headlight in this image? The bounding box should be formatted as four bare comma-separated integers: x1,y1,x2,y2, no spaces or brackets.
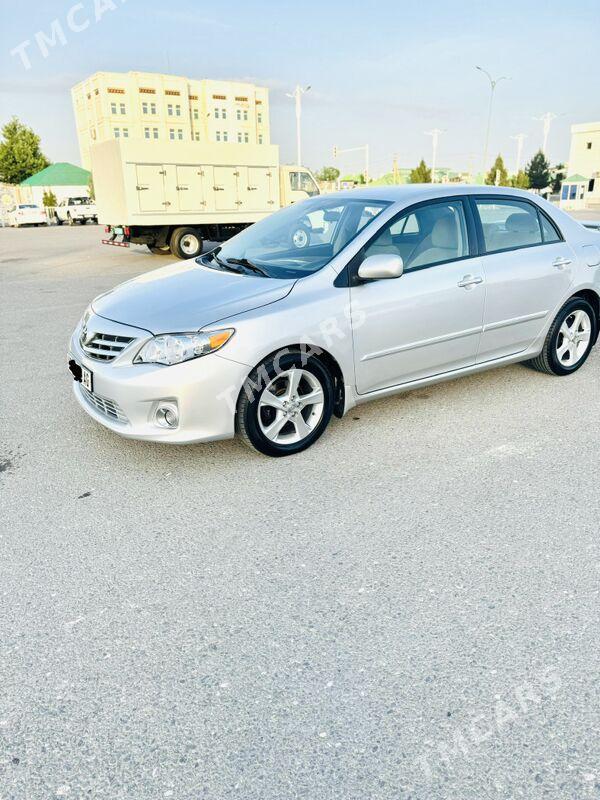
134,329,235,366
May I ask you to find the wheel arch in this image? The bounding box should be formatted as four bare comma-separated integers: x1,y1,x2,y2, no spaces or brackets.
238,343,347,419
571,289,600,343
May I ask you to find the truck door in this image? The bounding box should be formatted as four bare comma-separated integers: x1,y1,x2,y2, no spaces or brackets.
212,167,239,211
175,166,206,212
135,164,166,212
243,167,276,212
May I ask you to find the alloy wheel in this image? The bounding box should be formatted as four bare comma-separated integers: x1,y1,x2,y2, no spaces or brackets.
556,309,591,367
258,368,325,444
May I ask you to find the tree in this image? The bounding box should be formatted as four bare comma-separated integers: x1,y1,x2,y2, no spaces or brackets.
510,170,530,190
316,166,340,182
42,189,57,207
485,155,509,186
551,163,566,194
526,150,551,191
0,117,50,184
409,159,431,183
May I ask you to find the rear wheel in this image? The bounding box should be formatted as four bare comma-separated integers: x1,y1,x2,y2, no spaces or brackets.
526,297,597,375
170,227,203,259
55,214,63,226
148,244,171,255
236,352,334,457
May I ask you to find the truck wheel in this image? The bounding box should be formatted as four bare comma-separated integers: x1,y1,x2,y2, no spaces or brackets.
170,227,203,259
291,224,310,249
55,214,63,226
148,245,171,255
67,213,74,226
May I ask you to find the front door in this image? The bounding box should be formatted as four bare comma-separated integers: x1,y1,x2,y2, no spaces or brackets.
472,197,574,362
351,198,485,394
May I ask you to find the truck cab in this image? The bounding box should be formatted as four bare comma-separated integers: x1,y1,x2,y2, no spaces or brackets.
279,166,320,206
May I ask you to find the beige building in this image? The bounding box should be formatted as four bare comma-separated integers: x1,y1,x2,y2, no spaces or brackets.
72,71,271,169
560,121,600,210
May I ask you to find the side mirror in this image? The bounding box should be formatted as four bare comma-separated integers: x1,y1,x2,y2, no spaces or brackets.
357,253,404,281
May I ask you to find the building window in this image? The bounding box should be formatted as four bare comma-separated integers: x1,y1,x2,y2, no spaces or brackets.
569,184,578,200
257,112,262,123
587,142,593,150
110,102,117,114
193,108,199,120
142,101,148,114
216,131,221,142
194,132,200,141
167,104,173,116
144,127,150,139
258,134,263,144
169,129,175,140
561,184,569,200
223,132,228,142
221,108,227,120
150,103,156,114
236,109,241,121
244,132,249,143
153,128,159,139
175,105,181,116
243,110,248,121
214,108,220,119
120,103,126,114
177,129,183,140
122,128,129,138
114,127,120,138
237,132,242,143
588,178,595,192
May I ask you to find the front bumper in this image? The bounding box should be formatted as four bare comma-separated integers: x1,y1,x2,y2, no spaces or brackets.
69,326,250,444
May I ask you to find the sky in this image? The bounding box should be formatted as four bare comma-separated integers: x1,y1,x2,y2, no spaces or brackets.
1,0,599,177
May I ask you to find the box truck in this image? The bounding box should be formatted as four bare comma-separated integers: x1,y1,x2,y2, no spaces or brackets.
91,139,320,259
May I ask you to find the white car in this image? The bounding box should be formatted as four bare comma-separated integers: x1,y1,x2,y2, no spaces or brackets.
55,197,97,225
8,204,48,227
69,185,600,457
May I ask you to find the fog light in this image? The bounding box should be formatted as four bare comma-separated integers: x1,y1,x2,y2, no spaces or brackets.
155,403,179,428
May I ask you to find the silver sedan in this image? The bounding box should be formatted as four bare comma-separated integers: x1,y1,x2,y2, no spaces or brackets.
69,185,600,456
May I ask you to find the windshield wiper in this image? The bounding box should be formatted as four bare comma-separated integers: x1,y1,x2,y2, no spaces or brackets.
224,257,270,277
202,249,244,274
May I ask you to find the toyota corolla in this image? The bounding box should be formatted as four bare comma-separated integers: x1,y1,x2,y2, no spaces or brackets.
69,185,600,456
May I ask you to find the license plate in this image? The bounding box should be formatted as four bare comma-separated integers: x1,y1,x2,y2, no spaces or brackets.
82,365,93,392
69,358,93,392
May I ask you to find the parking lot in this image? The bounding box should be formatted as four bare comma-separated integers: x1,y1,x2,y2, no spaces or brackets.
2,223,600,799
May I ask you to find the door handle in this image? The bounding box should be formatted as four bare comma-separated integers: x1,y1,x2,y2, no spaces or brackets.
553,257,572,269
457,275,483,289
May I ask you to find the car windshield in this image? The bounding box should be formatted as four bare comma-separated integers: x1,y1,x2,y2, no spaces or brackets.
198,196,391,279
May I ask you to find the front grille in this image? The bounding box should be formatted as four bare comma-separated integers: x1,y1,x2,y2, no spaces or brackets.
80,385,128,423
80,331,135,362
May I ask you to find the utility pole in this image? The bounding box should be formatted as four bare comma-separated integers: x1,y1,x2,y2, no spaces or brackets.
534,112,558,156
425,129,445,182
476,66,509,174
286,85,311,166
392,154,399,185
510,133,527,174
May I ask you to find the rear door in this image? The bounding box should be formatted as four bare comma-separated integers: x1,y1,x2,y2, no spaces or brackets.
472,196,574,362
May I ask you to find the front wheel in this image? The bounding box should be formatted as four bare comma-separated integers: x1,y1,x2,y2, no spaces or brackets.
170,227,203,259
55,214,63,226
526,297,597,375
67,213,74,226
236,352,334,457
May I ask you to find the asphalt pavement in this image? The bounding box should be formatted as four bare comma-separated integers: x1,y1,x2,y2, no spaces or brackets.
1,223,600,799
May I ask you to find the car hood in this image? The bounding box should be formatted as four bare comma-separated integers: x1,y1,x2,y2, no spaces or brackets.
91,260,296,334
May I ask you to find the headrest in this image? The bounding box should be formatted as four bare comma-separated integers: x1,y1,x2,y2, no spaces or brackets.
430,214,458,248
375,227,394,246
505,212,537,233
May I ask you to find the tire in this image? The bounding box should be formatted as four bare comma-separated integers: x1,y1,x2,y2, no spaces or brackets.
290,224,310,249
170,227,203,259
236,351,334,457
67,213,74,226
55,214,63,226
526,297,597,376
148,244,171,255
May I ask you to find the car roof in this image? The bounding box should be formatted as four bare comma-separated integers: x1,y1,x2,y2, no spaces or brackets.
330,184,537,204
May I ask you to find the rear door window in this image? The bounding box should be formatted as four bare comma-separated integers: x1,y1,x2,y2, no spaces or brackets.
475,199,543,253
